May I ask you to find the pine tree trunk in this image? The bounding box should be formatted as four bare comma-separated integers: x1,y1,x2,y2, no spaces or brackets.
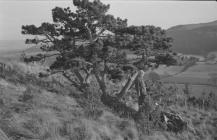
74,69,92,89
116,71,139,98
85,74,92,85
94,73,108,95
0,128,10,140
74,69,84,84
94,71,138,118
92,69,187,133
135,70,148,107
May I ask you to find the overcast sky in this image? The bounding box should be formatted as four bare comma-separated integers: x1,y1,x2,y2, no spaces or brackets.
0,0,217,40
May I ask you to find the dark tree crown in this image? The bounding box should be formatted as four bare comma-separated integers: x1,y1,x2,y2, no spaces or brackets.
22,0,176,77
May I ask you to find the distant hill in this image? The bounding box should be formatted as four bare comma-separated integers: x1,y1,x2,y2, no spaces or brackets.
167,20,217,55
2,20,217,57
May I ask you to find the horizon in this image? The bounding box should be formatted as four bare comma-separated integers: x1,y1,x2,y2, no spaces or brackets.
0,18,216,41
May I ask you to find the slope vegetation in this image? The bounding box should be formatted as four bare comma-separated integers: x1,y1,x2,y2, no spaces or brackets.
0,61,216,140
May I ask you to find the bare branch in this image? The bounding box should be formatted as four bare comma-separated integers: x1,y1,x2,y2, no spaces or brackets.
116,71,139,98
44,33,55,42
62,71,84,92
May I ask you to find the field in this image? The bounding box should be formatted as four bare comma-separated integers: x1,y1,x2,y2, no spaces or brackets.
153,62,217,97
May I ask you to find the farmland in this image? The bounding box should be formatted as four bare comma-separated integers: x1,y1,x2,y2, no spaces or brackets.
157,62,217,98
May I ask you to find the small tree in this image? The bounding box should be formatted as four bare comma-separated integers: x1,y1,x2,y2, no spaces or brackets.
22,0,174,115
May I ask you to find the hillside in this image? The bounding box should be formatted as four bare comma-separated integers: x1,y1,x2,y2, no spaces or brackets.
167,20,217,55
0,62,139,140
0,60,217,140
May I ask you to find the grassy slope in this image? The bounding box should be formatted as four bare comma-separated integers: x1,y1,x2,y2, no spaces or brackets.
0,61,140,140
0,61,216,140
